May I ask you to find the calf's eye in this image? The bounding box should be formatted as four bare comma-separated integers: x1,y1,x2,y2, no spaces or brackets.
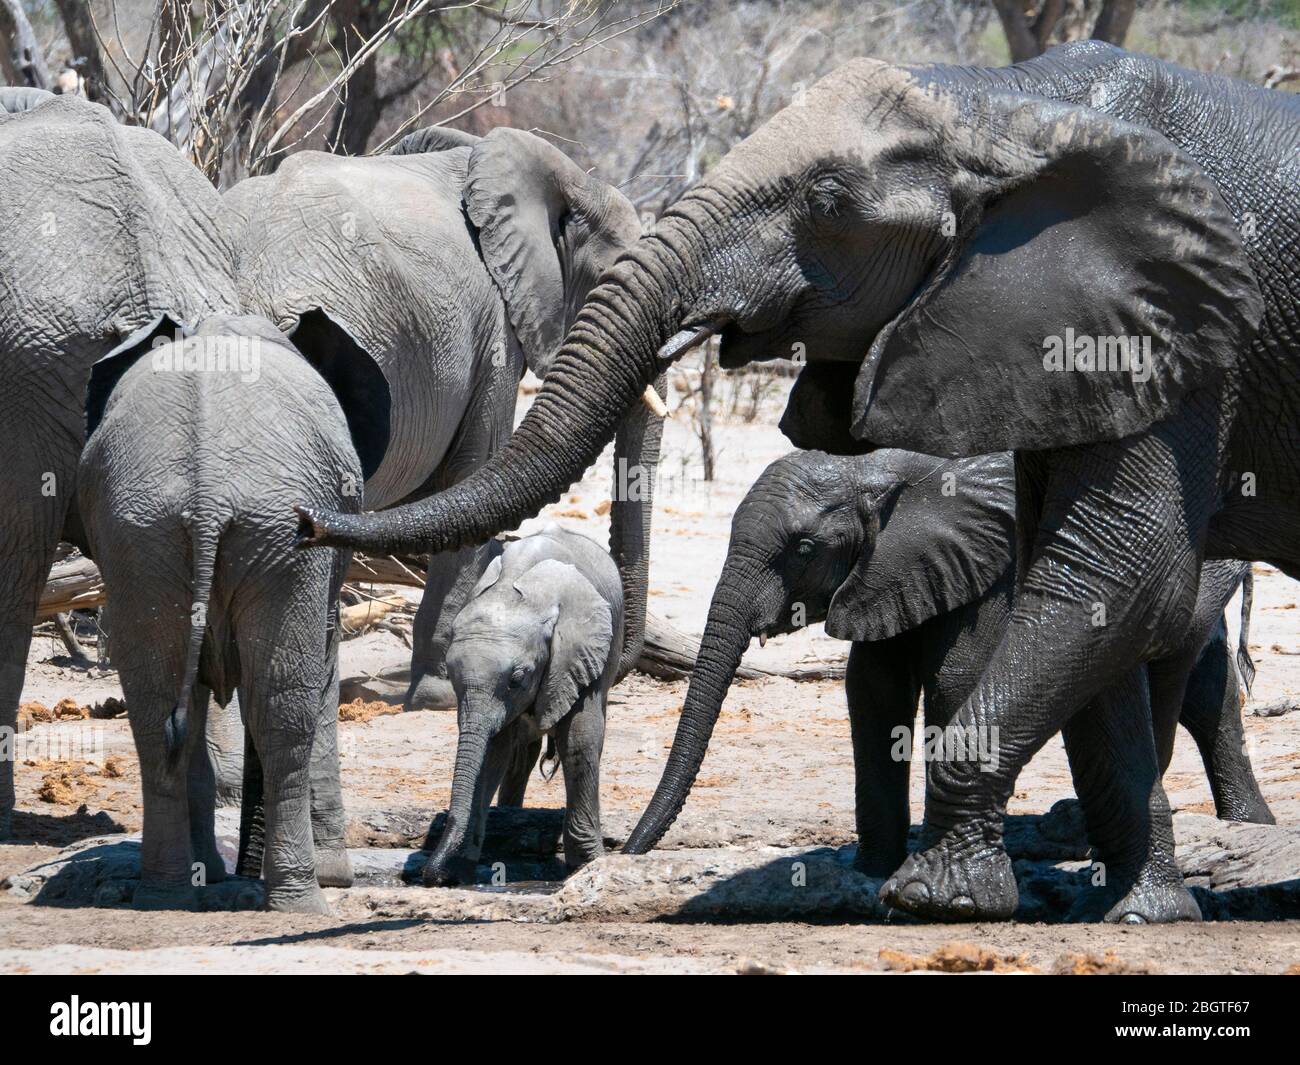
796,538,816,557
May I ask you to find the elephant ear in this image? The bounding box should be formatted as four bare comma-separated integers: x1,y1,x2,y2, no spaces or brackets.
388,124,480,155
514,558,614,731
287,308,391,481
464,127,641,376
0,87,54,114
86,314,189,437
825,451,1015,642
852,95,1264,456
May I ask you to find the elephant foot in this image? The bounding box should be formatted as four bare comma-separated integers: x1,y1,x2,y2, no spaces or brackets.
0,809,11,842
880,832,1017,921
266,883,332,915
315,847,354,888
404,675,457,712
1217,795,1275,826
193,852,228,885
132,881,199,910
422,853,477,887
1104,880,1202,925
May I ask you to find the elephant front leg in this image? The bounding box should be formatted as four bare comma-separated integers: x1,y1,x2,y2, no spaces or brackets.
881,435,1211,922
844,639,920,877
556,691,607,871
1063,670,1200,924
406,543,497,711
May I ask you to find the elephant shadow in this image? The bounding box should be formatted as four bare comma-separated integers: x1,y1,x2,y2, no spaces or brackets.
4,807,126,849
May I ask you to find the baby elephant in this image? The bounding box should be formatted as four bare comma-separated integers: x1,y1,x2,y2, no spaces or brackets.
423,526,623,886
625,450,1268,921
79,316,363,912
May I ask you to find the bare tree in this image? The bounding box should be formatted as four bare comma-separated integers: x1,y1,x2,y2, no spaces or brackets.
0,0,51,88
991,0,1135,62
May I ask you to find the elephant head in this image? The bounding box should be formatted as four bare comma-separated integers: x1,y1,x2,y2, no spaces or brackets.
296,55,1259,562
424,552,614,885
621,449,1014,853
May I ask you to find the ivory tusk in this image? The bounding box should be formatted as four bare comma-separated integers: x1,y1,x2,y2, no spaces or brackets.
641,385,669,418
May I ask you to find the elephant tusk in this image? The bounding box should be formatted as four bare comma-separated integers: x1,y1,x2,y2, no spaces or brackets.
640,384,669,418
758,632,767,648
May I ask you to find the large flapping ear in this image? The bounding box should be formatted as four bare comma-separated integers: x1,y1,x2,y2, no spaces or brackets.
287,308,391,481
86,314,188,437
0,87,54,114
825,450,1015,642
464,127,641,376
514,558,614,731
388,124,480,155
852,92,1264,457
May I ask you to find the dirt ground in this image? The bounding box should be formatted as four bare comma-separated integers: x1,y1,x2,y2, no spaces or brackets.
4,373,1299,974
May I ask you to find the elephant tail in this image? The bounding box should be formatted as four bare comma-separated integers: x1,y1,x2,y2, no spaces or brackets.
166,516,223,765
1237,567,1256,696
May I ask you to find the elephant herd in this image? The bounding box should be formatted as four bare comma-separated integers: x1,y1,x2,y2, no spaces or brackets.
2,39,1297,924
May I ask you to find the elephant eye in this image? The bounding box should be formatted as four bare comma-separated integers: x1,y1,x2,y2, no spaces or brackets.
808,176,847,219
509,665,530,687
795,538,816,557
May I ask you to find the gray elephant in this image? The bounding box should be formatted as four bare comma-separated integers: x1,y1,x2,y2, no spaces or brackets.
623,451,1270,914
299,44,1296,923
423,525,623,886
0,89,238,839
78,318,361,913
226,125,660,713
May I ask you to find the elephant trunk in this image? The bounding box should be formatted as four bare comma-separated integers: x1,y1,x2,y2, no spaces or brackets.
423,726,491,885
610,372,667,682
296,226,704,556
622,560,759,854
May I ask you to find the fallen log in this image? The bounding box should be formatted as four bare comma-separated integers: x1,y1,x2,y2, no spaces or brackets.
37,550,845,681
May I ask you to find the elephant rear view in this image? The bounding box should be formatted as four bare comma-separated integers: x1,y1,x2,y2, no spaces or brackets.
78,317,363,912
0,90,238,837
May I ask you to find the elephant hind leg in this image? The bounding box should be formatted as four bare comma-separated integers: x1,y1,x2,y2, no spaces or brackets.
0,446,76,839
186,685,227,884
1062,669,1200,925
1177,621,1274,824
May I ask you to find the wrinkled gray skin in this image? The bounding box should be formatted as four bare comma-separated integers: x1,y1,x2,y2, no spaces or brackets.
227,126,659,713
298,44,1296,923
79,319,362,913
0,89,237,840
424,526,623,886
623,451,1271,910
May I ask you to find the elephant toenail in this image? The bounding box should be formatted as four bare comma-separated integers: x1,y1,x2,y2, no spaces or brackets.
951,894,976,917
880,878,898,899
900,881,930,907
1120,912,1146,925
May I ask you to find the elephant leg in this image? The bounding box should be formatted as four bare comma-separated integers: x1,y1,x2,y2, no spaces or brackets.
236,714,265,879
406,542,498,711
0,440,75,839
496,727,542,808
206,692,245,808
310,611,352,887
186,685,226,885
1063,670,1200,924
555,690,607,870
881,431,1212,922
844,638,920,877
1176,620,1273,824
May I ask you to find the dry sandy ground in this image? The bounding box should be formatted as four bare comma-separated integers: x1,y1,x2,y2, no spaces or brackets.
4,372,1300,974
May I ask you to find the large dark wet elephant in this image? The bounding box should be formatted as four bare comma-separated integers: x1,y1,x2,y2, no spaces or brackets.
622,450,1270,918
296,44,1297,923
226,125,663,712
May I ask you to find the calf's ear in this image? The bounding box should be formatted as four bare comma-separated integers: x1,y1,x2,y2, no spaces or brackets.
86,314,188,437
825,451,1015,641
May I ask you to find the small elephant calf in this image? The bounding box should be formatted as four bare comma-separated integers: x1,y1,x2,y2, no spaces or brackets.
422,525,623,886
